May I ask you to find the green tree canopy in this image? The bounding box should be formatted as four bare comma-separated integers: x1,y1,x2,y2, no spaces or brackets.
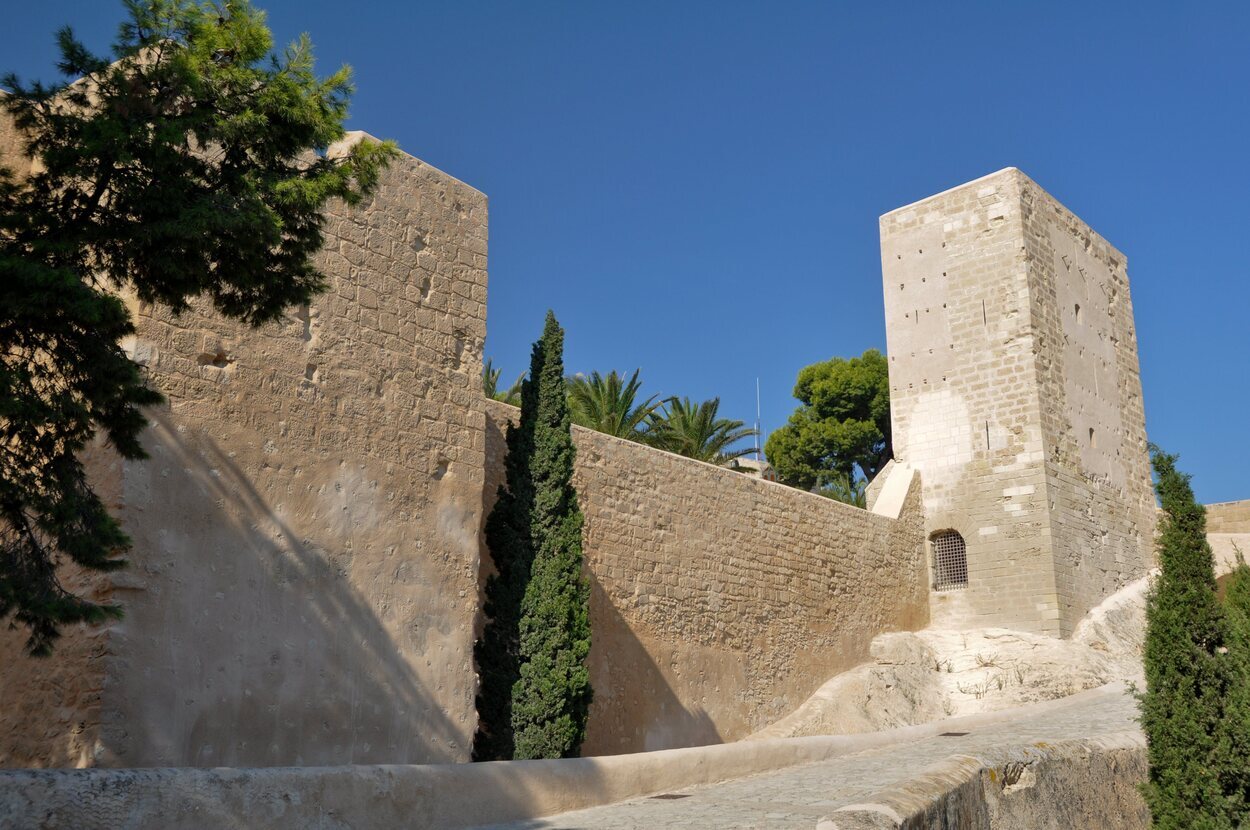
474,312,592,761
567,369,660,441
647,396,756,465
765,348,891,493
0,0,395,654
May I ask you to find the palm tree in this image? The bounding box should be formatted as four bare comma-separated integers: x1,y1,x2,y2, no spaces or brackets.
482,358,524,406
815,470,868,508
483,358,503,397
566,369,661,441
648,397,757,465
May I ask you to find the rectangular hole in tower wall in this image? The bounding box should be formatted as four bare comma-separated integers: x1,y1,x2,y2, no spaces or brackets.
932,531,968,591
982,300,988,326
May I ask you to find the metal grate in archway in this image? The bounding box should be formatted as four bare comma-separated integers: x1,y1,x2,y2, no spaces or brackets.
932,530,968,591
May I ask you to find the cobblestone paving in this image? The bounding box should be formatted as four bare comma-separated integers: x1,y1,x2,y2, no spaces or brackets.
480,688,1139,830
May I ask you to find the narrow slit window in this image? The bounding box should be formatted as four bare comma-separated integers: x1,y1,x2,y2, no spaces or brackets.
932,530,968,591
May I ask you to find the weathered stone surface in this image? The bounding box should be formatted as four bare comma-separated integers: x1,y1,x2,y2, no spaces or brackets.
755,575,1148,739
1208,500,1250,534
0,685,1141,830
882,168,1155,637
494,683,1143,829
0,126,1200,807
0,91,34,180
826,733,1148,830
0,138,490,768
484,401,929,754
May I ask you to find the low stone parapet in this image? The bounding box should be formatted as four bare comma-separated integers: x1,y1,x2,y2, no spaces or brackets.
820,731,1147,829
0,685,1139,829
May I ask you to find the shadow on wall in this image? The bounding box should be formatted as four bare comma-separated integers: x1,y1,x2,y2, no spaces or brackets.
479,412,720,757
101,410,468,767
582,574,722,756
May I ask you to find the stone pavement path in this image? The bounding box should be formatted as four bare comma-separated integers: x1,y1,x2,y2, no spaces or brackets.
478,687,1139,830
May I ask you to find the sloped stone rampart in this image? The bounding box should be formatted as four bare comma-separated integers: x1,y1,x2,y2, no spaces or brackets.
484,400,929,755
0,137,490,768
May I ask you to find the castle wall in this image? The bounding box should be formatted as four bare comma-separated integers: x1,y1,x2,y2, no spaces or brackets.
1208,500,1250,535
881,168,1152,637
1,137,490,767
881,171,1061,634
0,447,117,767
0,91,35,180
1,114,933,768
1208,500,1250,578
484,400,929,754
1021,179,1154,632
1,115,1176,772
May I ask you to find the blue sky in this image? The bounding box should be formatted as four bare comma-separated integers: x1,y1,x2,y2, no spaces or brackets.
5,2,1247,503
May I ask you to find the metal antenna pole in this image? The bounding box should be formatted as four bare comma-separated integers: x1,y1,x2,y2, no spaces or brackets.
755,377,762,461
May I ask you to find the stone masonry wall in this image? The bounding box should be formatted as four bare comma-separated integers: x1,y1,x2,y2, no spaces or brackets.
882,170,1060,634
484,399,929,755
881,168,1153,637
1209,500,1250,535
1209,500,1250,579
2,111,931,769
0,452,116,768
1020,176,1154,632
0,136,490,767
0,92,35,179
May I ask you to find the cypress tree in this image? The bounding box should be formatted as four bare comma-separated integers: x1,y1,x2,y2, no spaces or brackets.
1222,549,1250,660
1220,547,1250,819
473,311,592,761
472,329,540,762
1139,448,1239,828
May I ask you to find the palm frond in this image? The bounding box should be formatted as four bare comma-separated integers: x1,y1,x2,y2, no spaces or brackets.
483,358,502,398
648,396,757,465
483,357,525,406
567,369,660,441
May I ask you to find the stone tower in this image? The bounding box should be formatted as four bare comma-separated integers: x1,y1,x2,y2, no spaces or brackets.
880,168,1154,637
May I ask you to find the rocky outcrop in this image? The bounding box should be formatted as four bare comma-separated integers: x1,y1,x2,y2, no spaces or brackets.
755,575,1148,740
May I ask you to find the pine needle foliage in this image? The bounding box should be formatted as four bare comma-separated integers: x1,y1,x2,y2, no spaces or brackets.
765,348,891,490
474,312,592,761
0,0,396,654
1139,448,1244,828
